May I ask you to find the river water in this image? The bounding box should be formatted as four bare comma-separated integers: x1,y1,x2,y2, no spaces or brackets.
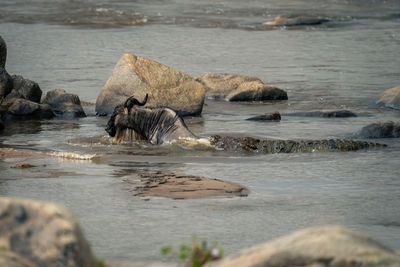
1,0,400,262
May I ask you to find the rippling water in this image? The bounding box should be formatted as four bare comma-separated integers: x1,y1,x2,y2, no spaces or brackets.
1,0,400,262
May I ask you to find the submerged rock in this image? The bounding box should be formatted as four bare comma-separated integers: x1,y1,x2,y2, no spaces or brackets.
264,15,330,26
0,197,97,267
6,98,54,119
246,112,281,121
134,172,248,199
284,110,357,118
357,121,400,138
377,85,400,109
5,75,42,103
42,89,86,117
0,67,13,99
195,73,287,101
212,226,400,267
209,135,385,154
0,36,6,68
96,54,205,116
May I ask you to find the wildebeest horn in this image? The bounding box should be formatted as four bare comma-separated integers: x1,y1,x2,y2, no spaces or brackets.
124,94,148,110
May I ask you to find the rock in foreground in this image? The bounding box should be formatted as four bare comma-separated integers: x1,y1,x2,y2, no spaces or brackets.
210,135,385,153
213,226,400,267
195,73,287,101
357,121,400,138
42,89,86,117
134,172,248,199
377,85,400,109
96,54,206,116
6,98,54,119
0,197,97,267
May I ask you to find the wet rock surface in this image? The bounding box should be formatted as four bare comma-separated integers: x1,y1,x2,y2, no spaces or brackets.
212,226,400,267
0,197,97,267
195,73,287,101
42,89,86,117
246,112,281,121
0,67,13,99
210,135,385,153
377,85,400,109
264,15,330,26
357,121,400,138
133,172,248,199
5,75,42,103
96,54,206,116
0,36,6,68
283,110,357,118
6,98,54,119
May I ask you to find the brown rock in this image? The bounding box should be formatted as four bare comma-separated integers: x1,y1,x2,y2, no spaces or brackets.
42,89,86,117
96,54,206,116
357,121,400,138
195,73,287,101
377,85,400,109
0,197,97,267
212,226,400,267
133,172,248,199
246,112,281,121
263,15,329,26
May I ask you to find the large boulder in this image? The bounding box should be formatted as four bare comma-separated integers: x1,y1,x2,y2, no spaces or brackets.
263,15,330,26
213,226,400,267
6,98,54,119
5,75,42,103
96,54,206,116
377,85,400,109
195,73,288,101
0,197,97,267
0,67,13,99
0,36,6,68
357,121,400,138
42,89,86,117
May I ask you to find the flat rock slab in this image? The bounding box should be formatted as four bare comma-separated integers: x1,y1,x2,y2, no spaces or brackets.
283,110,357,118
246,112,281,121
210,135,385,153
134,172,248,199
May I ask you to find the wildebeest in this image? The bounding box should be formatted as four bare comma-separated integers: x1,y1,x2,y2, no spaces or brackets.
106,94,196,144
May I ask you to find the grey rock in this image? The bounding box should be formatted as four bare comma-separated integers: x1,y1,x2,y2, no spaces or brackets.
357,121,400,138
96,54,205,116
264,15,330,26
284,110,357,118
42,89,86,117
246,112,281,121
196,73,288,101
377,85,400,109
0,197,97,267
0,67,13,99
0,36,6,68
5,75,42,103
212,226,400,267
7,99,54,119
209,135,385,154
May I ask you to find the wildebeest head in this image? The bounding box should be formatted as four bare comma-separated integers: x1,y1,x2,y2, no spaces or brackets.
105,94,148,138
105,94,196,144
